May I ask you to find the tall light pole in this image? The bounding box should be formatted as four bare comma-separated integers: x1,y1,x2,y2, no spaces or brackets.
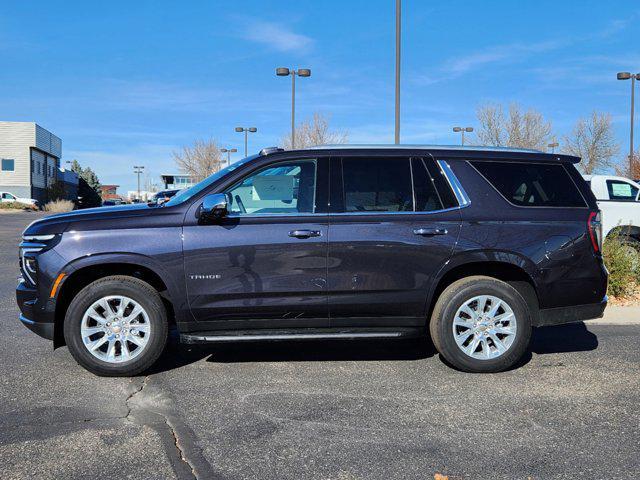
133,165,144,201
220,148,237,167
548,142,559,153
234,127,257,157
617,72,640,169
452,126,473,146
395,0,401,144
276,67,311,148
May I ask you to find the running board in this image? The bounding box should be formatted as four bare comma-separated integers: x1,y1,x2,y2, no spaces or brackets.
180,329,420,344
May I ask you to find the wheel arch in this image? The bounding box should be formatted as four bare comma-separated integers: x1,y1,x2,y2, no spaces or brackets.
426,254,541,327
53,256,178,348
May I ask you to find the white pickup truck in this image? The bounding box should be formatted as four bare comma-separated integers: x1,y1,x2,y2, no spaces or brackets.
583,175,640,244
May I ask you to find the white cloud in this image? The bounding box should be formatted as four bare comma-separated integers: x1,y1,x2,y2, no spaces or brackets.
239,19,313,53
444,40,566,76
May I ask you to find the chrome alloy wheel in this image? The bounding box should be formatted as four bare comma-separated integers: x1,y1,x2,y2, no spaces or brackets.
80,295,151,363
452,295,517,360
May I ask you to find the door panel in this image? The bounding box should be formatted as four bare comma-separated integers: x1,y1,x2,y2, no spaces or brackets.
327,156,462,327
183,216,328,329
327,212,460,325
182,157,329,331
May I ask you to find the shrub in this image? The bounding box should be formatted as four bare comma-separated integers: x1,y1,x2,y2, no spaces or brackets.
43,199,75,213
602,232,640,298
0,202,33,210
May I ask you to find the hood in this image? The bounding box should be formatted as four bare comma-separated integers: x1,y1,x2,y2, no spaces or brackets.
23,203,157,236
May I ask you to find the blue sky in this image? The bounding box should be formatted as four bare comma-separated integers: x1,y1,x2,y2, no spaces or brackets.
1,0,639,192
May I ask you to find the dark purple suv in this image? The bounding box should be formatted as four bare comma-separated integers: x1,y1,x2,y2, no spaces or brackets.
17,145,608,376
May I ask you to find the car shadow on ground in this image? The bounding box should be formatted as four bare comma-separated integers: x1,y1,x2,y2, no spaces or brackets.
147,323,598,375
530,322,599,354
146,336,438,374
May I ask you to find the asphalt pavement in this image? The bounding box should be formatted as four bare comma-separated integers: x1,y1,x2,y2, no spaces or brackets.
1,212,638,480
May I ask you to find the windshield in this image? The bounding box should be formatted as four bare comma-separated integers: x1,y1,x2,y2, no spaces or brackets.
164,154,258,207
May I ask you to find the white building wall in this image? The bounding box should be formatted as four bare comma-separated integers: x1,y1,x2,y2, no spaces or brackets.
0,122,35,189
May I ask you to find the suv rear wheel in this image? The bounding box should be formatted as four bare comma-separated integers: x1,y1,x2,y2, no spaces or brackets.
430,276,532,373
63,275,168,376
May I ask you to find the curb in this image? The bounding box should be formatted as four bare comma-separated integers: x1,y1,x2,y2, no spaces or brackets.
588,305,640,325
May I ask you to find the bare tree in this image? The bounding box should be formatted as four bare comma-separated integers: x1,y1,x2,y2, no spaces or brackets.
563,112,619,174
615,148,640,179
476,103,553,151
281,113,348,149
173,139,223,182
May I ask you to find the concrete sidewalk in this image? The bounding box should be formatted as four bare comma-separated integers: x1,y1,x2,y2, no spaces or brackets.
590,305,640,325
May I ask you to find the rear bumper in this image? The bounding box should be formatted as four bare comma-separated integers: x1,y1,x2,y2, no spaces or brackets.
536,296,607,327
16,280,55,340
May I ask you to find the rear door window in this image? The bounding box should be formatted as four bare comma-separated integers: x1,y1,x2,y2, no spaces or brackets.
471,161,587,208
606,180,639,202
342,158,413,212
411,158,458,211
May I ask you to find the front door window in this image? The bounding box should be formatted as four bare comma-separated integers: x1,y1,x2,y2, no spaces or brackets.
224,160,317,215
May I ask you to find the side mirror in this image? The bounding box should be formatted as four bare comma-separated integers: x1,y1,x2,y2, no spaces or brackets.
199,193,228,223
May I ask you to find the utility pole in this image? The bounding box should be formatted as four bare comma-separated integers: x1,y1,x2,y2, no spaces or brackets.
453,127,473,146
276,68,311,148
617,72,640,170
234,127,257,157
395,0,401,144
133,165,144,201
220,148,237,167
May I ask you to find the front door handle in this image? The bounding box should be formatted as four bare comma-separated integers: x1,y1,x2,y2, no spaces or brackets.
289,229,321,239
413,227,448,236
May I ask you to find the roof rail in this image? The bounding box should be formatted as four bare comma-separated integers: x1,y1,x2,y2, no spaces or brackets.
259,147,284,156
301,144,545,154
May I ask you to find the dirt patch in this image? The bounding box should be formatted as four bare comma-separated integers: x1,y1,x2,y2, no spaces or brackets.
609,284,640,307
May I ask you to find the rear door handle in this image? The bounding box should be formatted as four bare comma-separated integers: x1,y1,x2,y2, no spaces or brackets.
413,227,448,236
289,229,321,239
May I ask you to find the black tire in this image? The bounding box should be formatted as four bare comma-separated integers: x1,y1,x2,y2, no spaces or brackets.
63,275,168,377
429,276,532,373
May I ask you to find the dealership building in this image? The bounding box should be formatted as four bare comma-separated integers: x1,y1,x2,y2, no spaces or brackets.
0,121,76,204
160,173,195,190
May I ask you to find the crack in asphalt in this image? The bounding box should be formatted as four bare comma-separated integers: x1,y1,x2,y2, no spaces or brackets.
125,375,219,480
166,416,198,479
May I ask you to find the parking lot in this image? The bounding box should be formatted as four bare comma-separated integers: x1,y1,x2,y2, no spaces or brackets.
1,212,638,479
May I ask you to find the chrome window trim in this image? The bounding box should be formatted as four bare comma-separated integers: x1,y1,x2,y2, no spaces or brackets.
437,160,471,207
222,205,471,220
327,205,468,217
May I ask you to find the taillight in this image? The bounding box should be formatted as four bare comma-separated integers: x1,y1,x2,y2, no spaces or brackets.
587,211,602,253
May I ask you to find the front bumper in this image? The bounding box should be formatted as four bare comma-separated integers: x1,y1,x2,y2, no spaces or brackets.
536,296,608,327
16,279,55,340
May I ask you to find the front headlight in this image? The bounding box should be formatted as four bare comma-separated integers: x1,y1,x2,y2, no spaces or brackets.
19,234,59,285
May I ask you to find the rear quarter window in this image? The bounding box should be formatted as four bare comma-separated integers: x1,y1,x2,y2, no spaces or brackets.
471,161,587,208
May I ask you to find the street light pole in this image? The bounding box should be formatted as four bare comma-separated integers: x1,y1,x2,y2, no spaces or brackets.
617,72,640,170
452,127,473,146
548,142,559,153
220,148,237,167
395,0,401,144
276,68,311,149
234,127,257,157
133,166,144,201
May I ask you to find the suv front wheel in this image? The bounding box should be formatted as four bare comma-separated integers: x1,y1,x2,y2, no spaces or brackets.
63,275,169,376
430,276,532,373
